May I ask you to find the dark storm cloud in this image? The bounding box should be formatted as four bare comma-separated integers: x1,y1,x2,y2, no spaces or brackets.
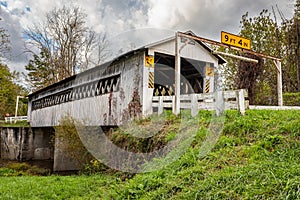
0,8,29,72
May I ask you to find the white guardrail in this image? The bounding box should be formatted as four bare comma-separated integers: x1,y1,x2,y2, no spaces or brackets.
152,89,249,116
4,116,28,123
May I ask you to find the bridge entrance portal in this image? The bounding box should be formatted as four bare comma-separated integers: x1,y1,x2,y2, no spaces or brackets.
153,53,208,96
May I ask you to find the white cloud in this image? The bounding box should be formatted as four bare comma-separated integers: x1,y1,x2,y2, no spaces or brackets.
146,0,296,39
147,0,201,28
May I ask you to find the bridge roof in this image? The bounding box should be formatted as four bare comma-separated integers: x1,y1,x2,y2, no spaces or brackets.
144,30,226,65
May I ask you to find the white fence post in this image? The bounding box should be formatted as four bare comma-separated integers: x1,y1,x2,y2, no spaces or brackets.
158,96,164,116
191,94,198,117
172,96,176,114
215,91,225,117
237,89,246,115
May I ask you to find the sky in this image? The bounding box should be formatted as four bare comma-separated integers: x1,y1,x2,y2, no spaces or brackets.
0,0,297,73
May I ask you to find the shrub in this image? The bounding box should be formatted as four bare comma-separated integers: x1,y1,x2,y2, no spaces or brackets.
81,159,108,175
6,162,31,171
0,162,50,176
54,115,94,169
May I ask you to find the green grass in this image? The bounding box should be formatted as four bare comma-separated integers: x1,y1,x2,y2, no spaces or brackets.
0,175,121,199
0,120,29,128
0,110,299,199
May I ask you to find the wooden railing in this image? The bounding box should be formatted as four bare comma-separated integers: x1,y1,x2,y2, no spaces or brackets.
152,89,249,115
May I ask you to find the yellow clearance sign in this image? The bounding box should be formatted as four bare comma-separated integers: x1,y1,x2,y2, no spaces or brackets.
206,66,214,77
221,31,251,50
145,56,154,68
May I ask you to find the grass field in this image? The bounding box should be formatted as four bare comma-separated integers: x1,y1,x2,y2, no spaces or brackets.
0,110,299,199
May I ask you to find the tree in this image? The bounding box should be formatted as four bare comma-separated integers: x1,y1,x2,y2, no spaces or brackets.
235,54,264,104
240,10,282,105
88,32,111,67
0,19,27,118
219,4,300,104
25,48,54,90
282,0,300,92
79,31,111,71
24,5,97,90
222,10,281,105
0,64,19,118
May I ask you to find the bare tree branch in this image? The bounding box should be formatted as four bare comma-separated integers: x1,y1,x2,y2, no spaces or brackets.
23,5,109,90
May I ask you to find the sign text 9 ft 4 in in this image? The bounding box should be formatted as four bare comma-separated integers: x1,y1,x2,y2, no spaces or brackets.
221,31,251,50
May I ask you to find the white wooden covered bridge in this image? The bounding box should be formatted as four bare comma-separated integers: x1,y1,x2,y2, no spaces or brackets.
27,31,231,127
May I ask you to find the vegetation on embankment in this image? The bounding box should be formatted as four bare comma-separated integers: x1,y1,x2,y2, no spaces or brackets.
283,92,300,106
0,110,299,199
0,162,50,177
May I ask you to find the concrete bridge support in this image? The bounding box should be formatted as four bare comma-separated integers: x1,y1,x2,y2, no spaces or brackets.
0,126,86,172
0,127,54,161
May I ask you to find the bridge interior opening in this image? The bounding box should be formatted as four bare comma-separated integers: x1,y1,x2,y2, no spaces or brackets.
153,53,207,96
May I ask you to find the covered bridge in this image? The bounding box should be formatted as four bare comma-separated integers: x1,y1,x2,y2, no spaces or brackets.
27,31,226,127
